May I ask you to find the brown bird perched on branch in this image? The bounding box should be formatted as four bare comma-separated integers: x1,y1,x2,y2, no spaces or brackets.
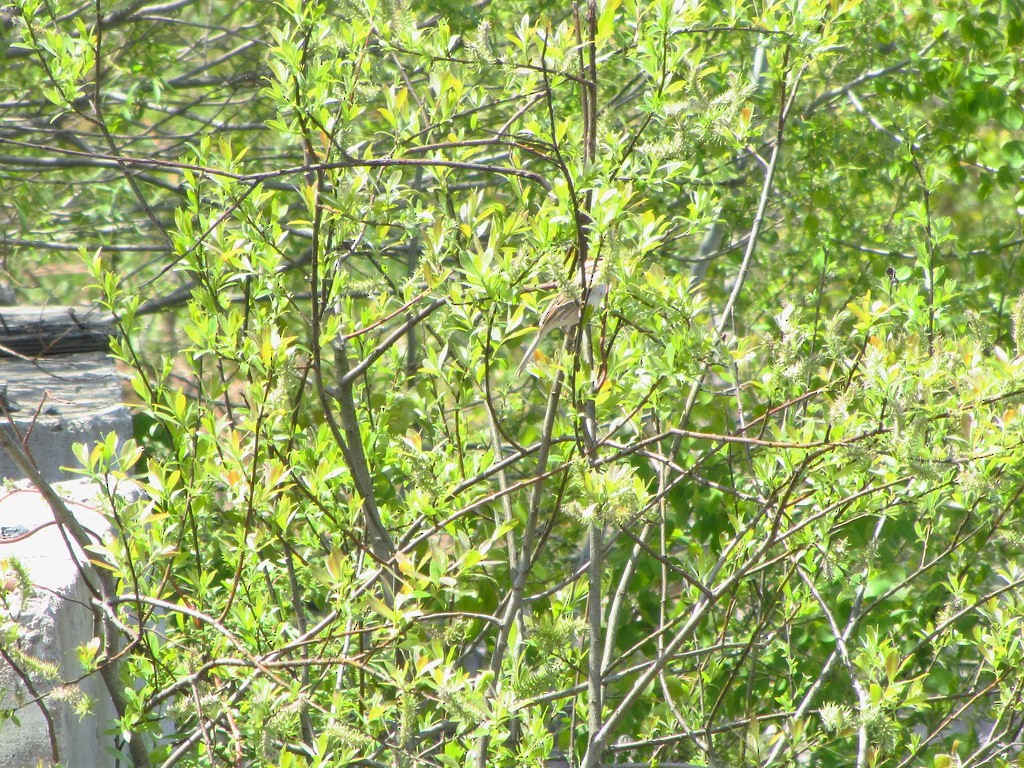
516,262,607,376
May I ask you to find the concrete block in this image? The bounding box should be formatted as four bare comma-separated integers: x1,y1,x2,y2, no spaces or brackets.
0,480,125,768
0,309,134,767
0,351,132,485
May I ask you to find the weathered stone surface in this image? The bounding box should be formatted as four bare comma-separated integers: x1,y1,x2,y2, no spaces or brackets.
0,351,131,484
0,306,132,767
0,480,124,768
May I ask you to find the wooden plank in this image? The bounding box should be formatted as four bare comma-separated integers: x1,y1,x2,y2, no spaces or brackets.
0,307,116,358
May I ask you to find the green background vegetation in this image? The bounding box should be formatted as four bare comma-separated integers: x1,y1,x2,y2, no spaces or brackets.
3,0,1024,766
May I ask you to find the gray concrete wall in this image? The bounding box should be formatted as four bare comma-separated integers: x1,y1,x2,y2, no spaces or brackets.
0,481,124,768
1,351,131,485
0,320,133,768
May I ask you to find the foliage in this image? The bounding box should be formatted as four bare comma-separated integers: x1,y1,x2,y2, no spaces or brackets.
3,0,1024,766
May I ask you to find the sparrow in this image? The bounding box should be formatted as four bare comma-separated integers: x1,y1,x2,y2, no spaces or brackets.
515,267,607,376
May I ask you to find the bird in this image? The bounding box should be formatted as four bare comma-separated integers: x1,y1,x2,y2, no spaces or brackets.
515,265,607,377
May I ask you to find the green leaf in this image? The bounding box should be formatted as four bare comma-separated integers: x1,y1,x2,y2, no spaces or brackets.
1001,140,1024,169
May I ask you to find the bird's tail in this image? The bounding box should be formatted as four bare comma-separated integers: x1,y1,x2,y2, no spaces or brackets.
515,331,544,377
